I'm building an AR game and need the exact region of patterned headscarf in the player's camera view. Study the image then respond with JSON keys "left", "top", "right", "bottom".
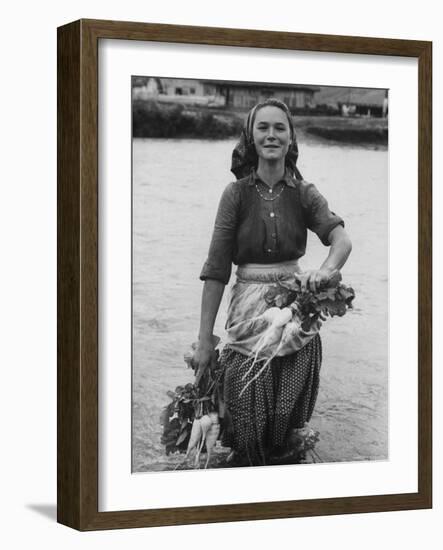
{"left": 231, "top": 98, "right": 303, "bottom": 180}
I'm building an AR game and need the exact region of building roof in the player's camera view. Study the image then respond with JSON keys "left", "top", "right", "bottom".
{"left": 314, "top": 87, "right": 387, "bottom": 106}
{"left": 132, "top": 76, "right": 319, "bottom": 93}
{"left": 200, "top": 79, "right": 319, "bottom": 92}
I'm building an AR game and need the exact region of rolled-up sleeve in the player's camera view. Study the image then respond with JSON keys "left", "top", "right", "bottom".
{"left": 300, "top": 181, "right": 344, "bottom": 245}
{"left": 200, "top": 182, "right": 239, "bottom": 285}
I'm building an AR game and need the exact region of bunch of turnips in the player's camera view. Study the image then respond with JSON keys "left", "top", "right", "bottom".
{"left": 237, "top": 269, "right": 355, "bottom": 395}
{"left": 160, "top": 339, "right": 225, "bottom": 469}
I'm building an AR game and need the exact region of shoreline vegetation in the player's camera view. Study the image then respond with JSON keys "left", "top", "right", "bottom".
{"left": 133, "top": 100, "right": 388, "bottom": 146}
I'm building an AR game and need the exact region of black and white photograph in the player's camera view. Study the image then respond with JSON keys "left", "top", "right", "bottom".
{"left": 131, "top": 76, "right": 389, "bottom": 472}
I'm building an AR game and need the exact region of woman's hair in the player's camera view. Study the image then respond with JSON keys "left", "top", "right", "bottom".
{"left": 231, "top": 98, "right": 302, "bottom": 180}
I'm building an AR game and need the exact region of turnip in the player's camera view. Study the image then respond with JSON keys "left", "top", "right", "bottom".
{"left": 260, "top": 306, "right": 281, "bottom": 322}
{"left": 194, "top": 414, "right": 213, "bottom": 468}
{"left": 273, "top": 319, "right": 301, "bottom": 356}
{"left": 199, "top": 414, "right": 213, "bottom": 436}
{"left": 273, "top": 307, "right": 293, "bottom": 327}
{"left": 204, "top": 422, "right": 220, "bottom": 469}
{"left": 239, "top": 312, "right": 301, "bottom": 397}
{"left": 255, "top": 307, "right": 292, "bottom": 353}
{"left": 173, "top": 417, "right": 203, "bottom": 470}
{"left": 240, "top": 307, "right": 293, "bottom": 383}
{"left": 185, "top": 418, "right": 202, "bottom": 458}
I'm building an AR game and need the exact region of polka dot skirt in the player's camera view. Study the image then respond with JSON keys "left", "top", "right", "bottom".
{"left": 221, "top": 334, "right": 322, "bottom": 465}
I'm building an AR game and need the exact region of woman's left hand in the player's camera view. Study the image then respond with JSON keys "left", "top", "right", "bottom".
{"left": 296, "top": 268, "right": 335, "bottom": 293}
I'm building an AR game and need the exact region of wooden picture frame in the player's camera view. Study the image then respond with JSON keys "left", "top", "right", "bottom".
{"left": 57, "top": 18, "right": 432, "bottom": 530}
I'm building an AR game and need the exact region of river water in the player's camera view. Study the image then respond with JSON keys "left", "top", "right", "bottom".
{"left": 132, "top": 137, "right": 388, "bottom": 472}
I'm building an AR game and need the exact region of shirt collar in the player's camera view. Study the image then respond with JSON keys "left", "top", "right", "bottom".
{"left": 248, "top": 168, "right": 298, "bottom": 188}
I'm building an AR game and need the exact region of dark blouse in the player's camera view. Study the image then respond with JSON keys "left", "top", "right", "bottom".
{"left": 200, "top": 169, "right": 344, "bottom": 285}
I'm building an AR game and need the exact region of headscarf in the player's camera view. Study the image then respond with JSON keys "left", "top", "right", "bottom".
{"left": 230, "top": 98, "right": 303, "bottom": 180}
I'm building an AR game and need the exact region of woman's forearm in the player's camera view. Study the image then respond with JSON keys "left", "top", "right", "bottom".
{"left": 320, "top": 226, "right": 352, "bottom": 273}
{"left": 199, "top": 279, "right": 225, "bottom": 345}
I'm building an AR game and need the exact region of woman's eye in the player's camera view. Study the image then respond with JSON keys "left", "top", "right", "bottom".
{"left": 256, "top": 125, "right": 287, "bottom": 132}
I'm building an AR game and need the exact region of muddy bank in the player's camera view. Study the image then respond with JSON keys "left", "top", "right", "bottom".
{"left": 295, "top": 115, "right": 388, "bottom": 146}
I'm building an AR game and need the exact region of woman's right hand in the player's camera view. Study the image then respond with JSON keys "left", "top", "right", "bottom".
{"left": 194, "top": 341, "right": 217, "bottom": 386}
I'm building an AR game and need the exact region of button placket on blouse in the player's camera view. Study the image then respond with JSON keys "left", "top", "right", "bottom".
{"left": 253, "top": 176, "right": 285, "bottom": 256}
{"left": 264, "top": 196, "right": 279, "bottom": 254}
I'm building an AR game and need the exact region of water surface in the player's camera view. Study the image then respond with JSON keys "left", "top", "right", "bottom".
{"left": 132, "top": 137, "right": 388, "bottom": 471}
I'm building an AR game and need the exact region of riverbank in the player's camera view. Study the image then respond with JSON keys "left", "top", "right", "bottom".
{"left": 132, "top": 100, "right": 244, "bottom": 139}
{"left": 295, "top": 115, "right": 388, "bottom": 146}
{"left": 133, "top": 100, "right": 388, "bottom": 146}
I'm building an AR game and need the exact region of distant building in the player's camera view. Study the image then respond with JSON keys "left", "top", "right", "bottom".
{"left": 160, "top": 78, "right": 205, "bottom": 97}
{"left": 314, "top": 87, "right": 388, "bottom": 118}
{"left": 132, "top": 77, "right": 319, "bottom": 110}
{"left": 132, "top": 77, "right": 164, "bottom": 100}
{"left": 200, "top": 80, "right": 318, "bottom": 110}
{"left": 132, "top": 77, "right": 223, "bottom": 105}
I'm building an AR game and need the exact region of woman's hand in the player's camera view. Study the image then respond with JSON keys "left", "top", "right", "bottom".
{"left": 194, "top": 340, "right": 217, "bottom": 386}
{"left": 296, "top": 268, "right": 335, "bottom": 293}
{"left": 295, "top": 226, "right": 351, "bottom": 293}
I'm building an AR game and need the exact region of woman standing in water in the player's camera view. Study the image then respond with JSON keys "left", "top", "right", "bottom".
{"left": 196, "top": 98, "right": 352, "bottom": 466}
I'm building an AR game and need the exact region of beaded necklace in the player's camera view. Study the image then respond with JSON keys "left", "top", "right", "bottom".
{"left": 254, "top": 181, "right": 285, "bottom": 201}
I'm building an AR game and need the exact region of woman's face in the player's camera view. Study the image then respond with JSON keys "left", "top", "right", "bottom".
{"left": 252, "top": 106, "right": 292, "bottom": 163}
